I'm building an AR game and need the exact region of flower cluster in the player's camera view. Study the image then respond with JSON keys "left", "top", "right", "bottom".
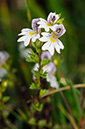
{"left": 17, "top": 12, "right": 66, "bottom": 89}
{"left": 17, "top": 12, "right": 66, "bottom": 56}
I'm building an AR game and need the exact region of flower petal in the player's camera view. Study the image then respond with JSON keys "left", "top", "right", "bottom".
{"left": 39, "top": 37, "right": 48, "bottom": 42}
{"left": 32, "top": 34, "right": 40, "bottom": 42}
{"left": 42, "top": 42, "right": 54, "bottom": 55}
{"left": 52, "top": 24, "right": 66, "bottom": 38}
{"left": 17, "top": 36, "right": 27, "bottom": 42}
{"left": 41, "top": 32, "right": 50, "bottom": 37}
{"left": 46, "top": 74, "right": 59, "bottom": 89}
{"left": 56, "top": 39, "right": 64, "bottom": 49}
{"left": 24, "top": 36, "right": 31, "bottom": 46}
{"left": 54, "top": 39, "right": 64, "bottom": 53}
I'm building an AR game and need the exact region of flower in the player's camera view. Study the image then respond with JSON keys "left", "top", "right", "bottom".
{"left": 46, "top": 74, "right": 59, "bottom": 89}
{"left": 0, "top": 51, "right": 9, "bottom": 67}
{"left": 43, "top": 62, "right": 56, "bottom": 74}
{"left": 39, "top": 24, "right": 66, "bottom": 55}
{"left": 43, "top": 62, "right": 58, "bottom": 89}
{"left": 38, "top": 12, "right": 59, "bottom": 31}
{"left": 41, "top": 51, "right": 51, "bottom": 60}
{"left": 17, "top": 18, "right": 41, "bottom": 46}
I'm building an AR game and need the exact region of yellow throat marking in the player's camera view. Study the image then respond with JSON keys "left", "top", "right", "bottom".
{"left": 46, "top": 23, "right": 51, "bottom": 27}
{"left": 29, "top": 32, "right": 34, "bottom": 36}
{"left": 49, "top": 38, "right": 56, "bottom": 43}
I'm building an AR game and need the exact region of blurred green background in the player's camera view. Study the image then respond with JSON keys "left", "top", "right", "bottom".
{"left": 0, "top": 0, "right": 85, "bottom": 129}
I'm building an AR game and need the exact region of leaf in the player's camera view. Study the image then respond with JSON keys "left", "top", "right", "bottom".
{"left": 40, "top": 71, "right": 47, "bottom": 78}
{"left": 40, "top": 89, "right": 48, "bottom": 97}
{"left": 29, "top": 117, "right": 36, "bottom": 125}
{"left": 26, "top": 49, "right": 39, "bottom": 63}
{"left": 56, "top": 18, "right": 65, "bottom": 24}
{"left": 32, "top": 103, "right": 43, "bottom": 112}
{"left": 38, "top": 120, "right": 46, "bottom": 128}
{"left": 33, "top": 70, "right": 47, "bottom": 79}
{"left": 3, "top": 96, "right": 10, "bottom": 103}
{"left": 30, "top": 83, "right": 37, "bottom": 89}
{"left": 41, "top": 59, "right": 51, "bottom": 67}
{"left": 17, "top": 108, "right": 28, "bottom": 121}
{"left": 58, "top": 13, "right": 62, "bottom": 18}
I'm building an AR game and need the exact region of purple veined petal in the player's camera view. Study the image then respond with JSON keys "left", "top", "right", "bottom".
{"left": 32, "top": 34, "right": 40, "bottom": 42}
{"left": 47, "top": 12, "right": 59, "bottom": 24}
{"left": 42, "top": 42, "right": 54, "bottom": 56}
{"left": 41, "top": 51, "right": 51, "bottom": 60}
{"left": 54, "top": 39, "right": 64, "bottom": 54}
{"left": 56, "top": 39, "right": 64, "bottom": 49}
{"left": 54, "top": 43, "right": 61, "bottom": 54}
{"left": 52, "top": 24, "right": 66, "bottom": 38}
{"left": 46, "top": 74, "right": 59, "bottom": 89}
{"left": 32, "top": 18, "right": 40, "bottom": 32}
{"left": 47, "top": 12, "right": 55, "bottom": 23}
{"left": 37, "top": 18, "right": 46, "bottom": 24}
{"left": 48, "top": 62, "right": 56, "bottom": 73}
{"left": 43, "top": 62, "right": 56, "bottom": 74}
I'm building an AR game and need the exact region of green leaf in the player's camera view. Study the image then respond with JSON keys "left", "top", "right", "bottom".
{"left": 17, "top": 108, "right": 28, "bottom": 121}
{"left": 29, "top": 117, "right": 36, "bottom": 125}
{"left": 32, "top": 103, "right": 43, "bottom": 112}
{"left": 40, "top": 89, "right": 48, "bottom": 97}
{"left": 3, "top": 96, "right": 10, "bottom": 103}
{"left": 56, "top": 18, "right": 65, "bottom": 24}
{"left": 26, "top": 49, "right": 39, "bottom": 63}
{"left": 58, "top": 13, "right": 62, "bottom": 18}
{"left": 41, "top": 59, "right": 51, "bottom": 67}
{"left": 38, "top": 120, "right": 46, "bottom": 128}
{"left": 33, "top": 70, "right": 47, "bottom": 79}
{"left": 30, "top": 83, "right": 37, "bottom": 89}
{"left": 40, "top": 71, "right": 47, "bottom": 78}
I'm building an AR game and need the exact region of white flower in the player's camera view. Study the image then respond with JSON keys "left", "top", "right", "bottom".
{"left": 43, "top": 62, "right": 58, "bottom": 89}
{"left": 43, "top": 62, "right": 56, "bottom": 74}
{"left": 39, "top": 24, "right": 66, "bottom": 55}
{"left": 38, "top": 12, "right": 59, "bottom": 31}
{"left": 0, "top": 51, "right": 9, "bottom": 67}
{"left": 33, "top": 61, "right": 58, "bottom": 89}
{"left": 17, "top": 18, "right": 41, "bottom": 46}
{"left": 46, "top": 74, "right": 59, "bottom": 89}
